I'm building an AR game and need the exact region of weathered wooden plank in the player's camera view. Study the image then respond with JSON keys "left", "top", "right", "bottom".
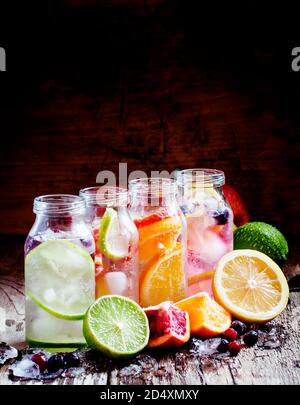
{"left": 0, "top": 236, "right": 299, "bottom": 385}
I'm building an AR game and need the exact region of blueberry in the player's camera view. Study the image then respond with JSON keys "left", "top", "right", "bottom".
{"left": 47, "top": 354, "right": 64, "bottom": 373}
{"left": 230, "top": 320, "right": 247, "bottom": 336}
{"left": 243, "top": 330, "right": 259, "bottom": 347}
{"left": 64, "top": 352, "right": 80, "bottom": 368}
{"left": 213, "top": 208, "right": 229, "bottom": 225}
{"left": 217, "top": 338, "right": 229, "bottom": 353}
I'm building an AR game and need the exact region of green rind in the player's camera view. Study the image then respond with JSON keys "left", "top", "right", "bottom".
{"left": 83, "top": 295, "right": 150, "bottom": 359}
{"left": 27, "top": 293, "right": 86, "bottom": 320}
{"left": 98, "top": 208, "right": 126, "bottom": 260}
{"left": 25, "top": 239, "right": 95, "bottom": 319}
{"left": 234, "top": 222, "right": 288, "bottom": 266}
{"left": 27, "top": 339, "right": 87, "bottom": 349}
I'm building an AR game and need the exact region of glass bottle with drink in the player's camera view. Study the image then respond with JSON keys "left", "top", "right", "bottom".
{"left": 24, "top": 195, "right": 95, "bottom": 348}
{"left": 129, "top": 177, "right": 187, "bottom": 307}
{"left": 177, "top": 169, "right": 233, "bottom": 296}
{"left": 80, "top": 186, "right": 139, "bottom": 302}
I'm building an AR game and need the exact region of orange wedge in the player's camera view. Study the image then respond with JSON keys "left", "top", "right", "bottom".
{"left": 140, "top": 243, "right": 186, "bottom": 307}
{"left": 176, "top": 292, "right": 231, "bottom": 338}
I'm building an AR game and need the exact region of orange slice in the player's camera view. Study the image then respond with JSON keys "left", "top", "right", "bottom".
{"left": 188, "top": 271, "right": 214, "bottom": 286}
{"left": 140, "top": 243, "right": 186, "bottom": 307}
{"left": 138, "top": 216, "right": 182, "bottom": 265}
{"left": 176, "top": 292, "right": 231, "bottom": 338}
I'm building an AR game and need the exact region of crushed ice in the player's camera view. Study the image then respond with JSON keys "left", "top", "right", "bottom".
{"left": 190, "top": 338, "right": 223, "bottom": 356}
{"left": 0, "top": 342, "right": 18, "bottom": 365}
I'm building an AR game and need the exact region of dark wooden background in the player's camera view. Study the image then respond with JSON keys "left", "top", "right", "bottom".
{"left": 0, "top": 0, "right": 299, "bottom": 238}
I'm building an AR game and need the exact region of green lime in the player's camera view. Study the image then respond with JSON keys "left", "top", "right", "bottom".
{"left": 234, "top": 222, "right": 288, "bottom": 266}
{"left": 98, "top": 208, "right": 129, "bottom": 260}
{"left": 83, "top": 295, "right": 149, "bottom": 358}
{"left": 25, "top": 239, "right": 95, "bottom": 320}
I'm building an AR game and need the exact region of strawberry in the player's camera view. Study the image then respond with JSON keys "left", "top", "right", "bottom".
{"left": 222, "top": 184, "right": 250, "bottom": 226}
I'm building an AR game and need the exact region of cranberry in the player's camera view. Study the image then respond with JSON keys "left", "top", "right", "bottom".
{"left": 228, "top": 341, "right": 241, "bottom": 356}
{"left": 230, "top": 320, "right": 247, "bottom": 336}
{"left": 47, "top": 354, "right": 64, "bottom": 373}
{"left": 31, "top": 353, "right": 47, "bottom": 372}
{"left": 223, "top": 328, "right": 238, "bottom": 341}
{"left": 64, "top": 352, "right": 80, "bottom": 368}
{"left": 243, "top": 330, "right": 259, "bottom": 347}
{"left": 217, "top": 339, "right": 229, "bottom": 353}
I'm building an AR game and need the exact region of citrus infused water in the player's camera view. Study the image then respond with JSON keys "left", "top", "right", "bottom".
{"left": 80, "top": 187, "right": 139, "bottom": 302}
{"left": 129, "top": 178, "right": 187, "bottom": 307}
{"left": 24, "top": 195, "right": 95, "bottom": 348}
{"left": 177, "top": 169, "right": 233, "bottom": 297}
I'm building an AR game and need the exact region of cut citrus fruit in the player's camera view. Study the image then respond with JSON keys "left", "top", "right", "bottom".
{"left": 25, "top": 240, "right": 95, "bottom": 320}
{"left": 176, "top": 292, "right": 231, "bottom": 337}
{"left": 138, "top": 217, "right": 182, "bottom": 243}
{"left": 212, "top": 249, "right": 289, "bottom": 323}
{"left": 188, "top": 271, "right": 214, "bottom": 286}
{"left": 140, "top": 243, "right": 186, "bottom": 307}
{"left": 83, "top": 295, "right": 149, "bottom": 358}
{"left": 144, "top": 301, "right": 190, "bottom": 348}
{"left": 138, "top": 216, "right": 181, "bottom": 264}
{"left": 98, "top": 208, "right": 129, "bottom": 260}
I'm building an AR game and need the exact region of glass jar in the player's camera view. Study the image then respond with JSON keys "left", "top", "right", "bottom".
{"left": 79, "top": 186, "right": 139, "bottom": 302}
{"left": 24, "top": 195, "right": 96, "bottom": 348}
{"left": 177, "top": 169, "right": 233, "bottom": 297}
{"left": 129, "top": 177, "right": 187, "bottom": 307}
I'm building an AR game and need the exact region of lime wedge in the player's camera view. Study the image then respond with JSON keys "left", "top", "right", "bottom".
{"left": 98, "top": 208, "right": 129, "bottom": 260}
{"left": 25, "top": 240, "right": 95, "bottom": 320}
{"left": 83, "top": 295, "right": 149, "bottom": 358}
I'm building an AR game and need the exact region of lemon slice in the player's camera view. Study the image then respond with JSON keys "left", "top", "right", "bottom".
{"left": 213, "top": 249, "right": 289, "bottom": 323}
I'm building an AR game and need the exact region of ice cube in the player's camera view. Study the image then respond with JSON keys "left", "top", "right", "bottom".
{"left": 44, "top": 288, "right": 56, "bottom": 303}
{"left": 191, "top": 338, "right": 222, "bottom": 355}
{"left": 200, "top": 232, "right": 228, "bottom": 263}
{"left": 104, "top": 272, "right": 128, "bottom": 295}
{"left": 0, "top": 342, "right": 18, "bottom": 365}
{"left": 10, "top": 358, "right": 40, "bottom": 379}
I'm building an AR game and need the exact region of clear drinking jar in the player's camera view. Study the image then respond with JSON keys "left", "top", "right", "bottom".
{"left": 177, "top": 169, "right": 233, "bottom": 297}
{"left": 79, "top": 186, "right": 139, "bottom": 302}
{"left": 24, "top": 195, "right": 96, "bottom": 348}
{"left": 129, "top": 178, "right": 187, "bottom": 307}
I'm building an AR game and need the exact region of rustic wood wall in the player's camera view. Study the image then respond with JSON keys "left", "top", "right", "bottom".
{"left": 0, "top": 0, "right": 299, "bottom": 237}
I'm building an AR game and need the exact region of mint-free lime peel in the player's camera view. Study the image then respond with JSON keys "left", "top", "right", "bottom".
{"left": 83, "top": 295, "right": 150, "bottom": 358}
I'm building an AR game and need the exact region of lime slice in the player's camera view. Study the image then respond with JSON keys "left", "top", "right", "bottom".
{"left": 83, "top": 295, "right": 150, "bottom": 358}
{"left": 25, "top": 240, "right": 95, "bottom": 320}
{"left": 98, "top": 208, "right": 129, "bottom": 260}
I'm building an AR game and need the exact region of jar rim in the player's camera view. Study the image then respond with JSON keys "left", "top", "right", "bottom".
{"left": 33, "top": 194, "right": 85, "bottom": 215}
{"left": 79, "top": 186, "right": 128, "bottom": 206}
{"left": 129, "top": 177, "right": 178, "bottom": 196}
{"left": 176, "top": 168, "right": 225, "bottom": 187}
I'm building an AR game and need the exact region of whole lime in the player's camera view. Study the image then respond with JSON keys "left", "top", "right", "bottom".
{"left": 234, "top": 222, "right": 288, "bottom": 266}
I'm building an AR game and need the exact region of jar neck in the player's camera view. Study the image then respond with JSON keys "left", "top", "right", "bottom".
{"left": 129, "top": 178, "right": 178, "bottom": 208}
{"left": 177, "top": 168, "right": 224, "bottom": 190}
{"left": 33, "top": 195, "right": 85, "bottom": 218}
{"left": 79, "top": 186, "right": 129, "bottom": 208}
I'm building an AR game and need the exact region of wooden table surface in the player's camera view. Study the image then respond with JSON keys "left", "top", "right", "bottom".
{"left": 0, "top": 235, "right": 299, "bottom": 385}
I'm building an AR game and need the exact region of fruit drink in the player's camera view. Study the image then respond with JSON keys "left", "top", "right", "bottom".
{"left": 24, "top": 195, "right": 95, "bottom": 348}
{"left": 80, "top": 186, "right": 139, "bottom": 302}
{"left": 129, "top": 178, "right": 187, "bottom": 307}
{"left": 177, "top": 169, "right": 233, "bottom": 297}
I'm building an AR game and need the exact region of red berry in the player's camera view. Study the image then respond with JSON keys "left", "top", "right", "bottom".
{"left": 31, "top": 353, "right": 47, "bottom": 372}
{"left": 224, "top": 328, "right": 238, "bottom": 341}
{"left": 228, "top": 341, "right": 241, "bottom": 356}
